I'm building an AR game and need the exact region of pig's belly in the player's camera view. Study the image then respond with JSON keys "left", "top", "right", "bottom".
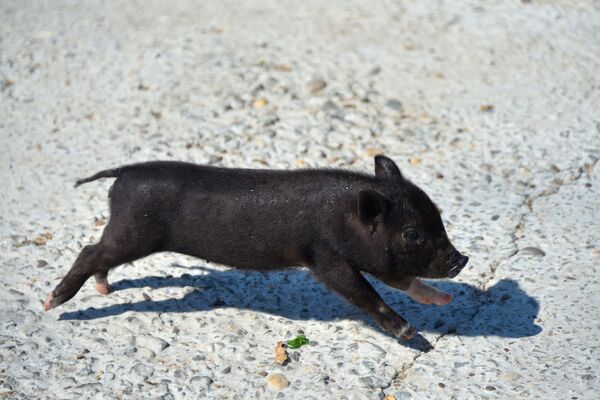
{"left": 173, "top": 244, "right": 303, "bottom": 271}
{"left": 162, "top": 189, "right": 312, "bottom": 269}
{"left": 165, "top": 216, "right": 306, "bottom": 270}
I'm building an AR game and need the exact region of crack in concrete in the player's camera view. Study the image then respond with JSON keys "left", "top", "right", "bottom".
{"left": 380, "top": 159, "right": 598, "bottom": 395}
{"left": 524, "top": 159, "right": 597, "bottom": 213}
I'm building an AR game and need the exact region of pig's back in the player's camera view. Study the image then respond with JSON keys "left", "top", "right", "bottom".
{"left": 110, "top": 161, "right": 374, "bottom": 269}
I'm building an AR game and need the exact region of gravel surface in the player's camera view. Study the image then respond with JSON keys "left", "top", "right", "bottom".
{"left": 1, "top": 1, "right": 599, "bottom": 399}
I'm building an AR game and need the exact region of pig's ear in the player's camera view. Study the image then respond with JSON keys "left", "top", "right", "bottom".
{"left": 374, "top": 155, "right": 403, "bottom": 180}
{"left": 358, "top": 189, "right": 391, "bottom": 225}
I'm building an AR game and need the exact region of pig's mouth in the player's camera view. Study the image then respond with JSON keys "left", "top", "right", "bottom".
{"left": 423, "top": 250, "right": 469, "bottom": 279}
{"left": 445, "top": 250, "right": 469, "bottom": 278}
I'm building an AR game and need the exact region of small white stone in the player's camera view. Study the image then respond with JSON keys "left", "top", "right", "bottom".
{"left": 135, "top": 335, "right": 170, "bottom": 353}
{"left": 267, "top": 373, "right": 289, "bottom": 390}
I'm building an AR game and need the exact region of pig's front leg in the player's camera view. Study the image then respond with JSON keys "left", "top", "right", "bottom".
{"left": 314, "top": 262, "right": 416, "bottom": 340}
{"left": 405, "top": 278, "right": 452, "bottom": 306}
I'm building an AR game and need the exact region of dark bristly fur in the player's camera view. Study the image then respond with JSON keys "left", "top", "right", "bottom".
{"left": 46, "top": 155, "right": 468, "bottom": 340}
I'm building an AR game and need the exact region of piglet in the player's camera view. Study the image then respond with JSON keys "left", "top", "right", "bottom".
{"left": 45, "top": 155, "right": 468, "bottom": 339}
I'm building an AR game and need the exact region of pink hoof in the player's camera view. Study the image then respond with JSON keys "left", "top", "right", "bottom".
{"left": 44, "top": 294, "right": 53, "bottom": 311}
{"left": 436, "top": 293, "right": 452, "bottom": 306}
{"left": 95, "top": 281, "right": 111, "bottom": 295}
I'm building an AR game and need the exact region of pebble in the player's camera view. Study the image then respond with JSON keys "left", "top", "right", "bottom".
{"left": 385, "top": 99, "right": 402, "bottom": 111}
{"left": 369, "top": 66, "right": 381, "bottom": 75}
{"left": 519, "top": 247, "right": 546, "bottom": 257}
{"left": 221, "top": 366, "right": 232, "bottom": 374}
{"left": 306, "top": 79, "right": 327, "bottom": 94}
{"left": 267, "top": 373, "right": 290, "bottom": 390}
{"left": 136, "top": 348, "right": 156, "bottom": 359}
{"left": 322, "top": 100, "right": 343, "bottom": 117}
{"left": 252, "top": 97, "right": 268, "bottom": 108}
{"left": 129, "top": 363, "right": 154, "bottom": 380}
{"left": 189, "top": 376, "right": 212, "bottom": 390}
{"left": 501, "top": 372, "right": 520, "bottom": 382}
{"left": 135, "top": 336, "right": 170, "bottom": 353}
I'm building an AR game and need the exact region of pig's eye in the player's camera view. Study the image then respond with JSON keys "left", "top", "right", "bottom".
{"left": 402, "top": 229, "right": 420, "bottom": 244}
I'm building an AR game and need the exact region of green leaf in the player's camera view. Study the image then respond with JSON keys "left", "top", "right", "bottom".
{"left": 286, "top": 335, "right": 309, "bottom": 349}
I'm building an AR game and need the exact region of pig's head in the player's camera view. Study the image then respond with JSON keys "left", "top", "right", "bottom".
{"left": 356, "top": 155, "right": 468, "bottom": 279}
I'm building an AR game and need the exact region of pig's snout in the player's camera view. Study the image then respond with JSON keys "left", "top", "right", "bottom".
{"left": 446, "top": 250, "right": 469, "bottom": 278}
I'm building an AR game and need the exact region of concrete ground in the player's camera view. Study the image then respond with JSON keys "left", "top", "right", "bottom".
{"left": 1, "top": 0, "right": 599, "bottom": 398}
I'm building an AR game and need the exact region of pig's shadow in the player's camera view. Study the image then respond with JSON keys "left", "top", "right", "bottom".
{"left": 59, "top": 265, "right": 542, "bottom": 347}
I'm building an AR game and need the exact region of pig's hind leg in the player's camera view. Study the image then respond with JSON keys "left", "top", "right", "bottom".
{"left": 45, "top": 219, "right": 158, "bottom": 311}
{"left": 45, "top": 242, "right": 112, "bottom": 310}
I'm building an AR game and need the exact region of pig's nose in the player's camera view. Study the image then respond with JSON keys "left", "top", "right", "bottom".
{"left": 446, "top": 251, "right": 469, "bottom": 278}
